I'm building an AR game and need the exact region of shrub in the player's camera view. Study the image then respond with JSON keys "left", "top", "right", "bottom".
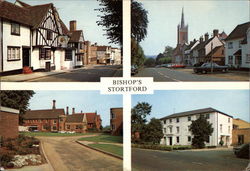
{"left": 0, "top": 153, "right": 13, "bottom": 167}
{"left": 207, "top": 146, "right": 217, "bottom": 148}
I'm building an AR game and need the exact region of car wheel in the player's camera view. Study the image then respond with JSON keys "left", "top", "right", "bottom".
{"left": 202, "top": 70, "right": 207, "bottom": 74}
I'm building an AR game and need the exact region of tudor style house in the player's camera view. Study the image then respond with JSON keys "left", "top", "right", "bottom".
{"left": 225, "top": 22, "right": 250, "bottom": 69}
{"left": 22, "top": 100, "right": 101, "bottom": 133}
{"left": 110, "top": 108, "right": 123, "bottom": 136}
{"left": 160, "top": 108, "right": 233, "bottom": 147}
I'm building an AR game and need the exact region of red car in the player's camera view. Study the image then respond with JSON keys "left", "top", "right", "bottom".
{"left": 171, "top": 64, "right": 186, "bottom": 68}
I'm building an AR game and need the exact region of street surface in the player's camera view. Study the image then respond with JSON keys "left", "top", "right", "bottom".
{"left": 134, "top": 67, "right": 249, "bottom": 82}
{"left": 38, "top": 135, "right": 123, "bottom": 171}
{"left": 132, "top": 148, "right": 249, "bottom": 171}
{"left": 29, "top": 65, "right": 122, "bottom": 82}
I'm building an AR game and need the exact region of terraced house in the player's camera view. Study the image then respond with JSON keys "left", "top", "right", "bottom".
{"left": 0, "top": 0, "right": 85, "bottom": 74}
{"left": 160, "top": 108, "right": 233, "bottom": 147}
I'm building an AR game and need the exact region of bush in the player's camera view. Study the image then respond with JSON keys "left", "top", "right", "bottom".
{"left": 132, "top": 144, "right": 192, "bottom": 151}
{"left": 207, "top": 146, "right": 216, "bottom": 149}
{"left": 0, "top": 153, "right": 13, "bottom": 168}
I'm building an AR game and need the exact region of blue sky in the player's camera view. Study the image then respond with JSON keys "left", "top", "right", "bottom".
{"left": 28, "top": 91, "right": 122, "bottom": 127}
{"left": 7, "top": 0, "right": 119, "bottom": 48}
{"left": 138, "top": 0, "right": 250, "bottom": 56}
{"left": 132, "top": 90, "right": 250, "bottom": 122}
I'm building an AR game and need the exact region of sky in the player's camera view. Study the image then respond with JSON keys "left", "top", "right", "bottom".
{"left": 138, "top": 0, "right": 250, "bottom": 56}
{"left": 132, "top": 90, "right": 250, "bottom": 122}
{"left": 7, "top": 0, "right": 120, "bottom": 48}
{"left": 28, "top": 91, "right": 122, "bottom": 127}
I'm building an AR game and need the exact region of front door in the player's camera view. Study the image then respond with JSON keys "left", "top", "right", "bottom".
{"left": 22, "top": 48, "right": 30, "bottom": 67}
{"left": 238, "top": 135, "right": 244, "bottom": 145}
{"left": 169, "top": 137, "right": 172, "bottom": 146}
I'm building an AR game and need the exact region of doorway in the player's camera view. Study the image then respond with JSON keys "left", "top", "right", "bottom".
{"left": 22, "top": 48, "right": 30, "bottom": 67}
{"left": 169, "top": 137, "right": 172, "bottom": 146}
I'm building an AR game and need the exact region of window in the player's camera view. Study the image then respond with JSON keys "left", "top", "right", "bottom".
{"left": 47, "top": 30, "right": 53, "bottom": 40}
{"left": 188, "top": 126, "right": 190, "bottom": 131}
{"left": 67, "top": 125, "right": 70, "bottom": 129}
{"left": 163, "top": 128, "right": 166, "bottom": 134}
{"left": 112, "top": 124, "right": 116, "bottom": 130}
{"left": 239, "top": 41, "right": 242, "bottom": 48}
{"left": 228, "top": 118, "right": 230, "bottom": 123}
{"left": 163, "top": 120, "right": 166, "bottom": 124}
{"left": 7, "top": 47, "right": 20, "bottom": 61}
{"left": 228, "top": 56, "right": 233, "bottom": 64}
{"left": 65, "top": 50, "right": 72, "bottom": 61}
{"left": 111, "top": 112, "right": 115, "bottom": 119}
{"left": 228, "top": 126, "right": 230, "bottom": 133}
{"left": 169, "top": 127, "right": 172, "bottom": 133}
{"left": 176, "top": 127, "right": 179, "bottom": 133}
{"left": 188, "top": 116, "right": 191, "bottom": 121}
{"left": 60, "top": 118, "right": 64, "bottom": 122}
{"left": 246, "top": 54, "right": 250, "bottom": 63}
{"left": 76, "top": 125, "right": 79, "bottom": 129}
{"left": 53, "top": 126, "right": 57, "bottom": 130}
{"left": 188, "top": 136, "right": 191, "bottom": 142}
{"left": 228, "top": 42, "right": 233, "bottom": 49}
{"left": 77, "top": 55, "right": 82, "bottom": 61}
{"left": 39, "top": 48, "right": 51, "bottom": 60}
{"left": 176, "top": 137, "right": 179, "bottom": 143}
{"left": 220, "top": 124, "right": 223, "bottom": 133}
{"left": 206, "top": 114, "right": 210, "bottom": 119}
{"left": 221, "top": 50, "right": 224, "bottom": 55}
{"left": 176, "top": 118, "right": 179, "bottom": 123}
{"left": 11, "top": 23, "right": 20, "bottom": 35}
{"left": 53, "top": 120, "right": 57, "bottom": 124}
{"left": 169, "top": 119, "right": 172, "bottom": 123}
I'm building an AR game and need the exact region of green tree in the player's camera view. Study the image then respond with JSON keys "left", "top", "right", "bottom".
{"left": 163, "top": 46, "right": 174, "bottom": 58}
{"left": 131, "top": 102, "right": 152, "bottom": 142}
{"left": 189, "top": 116, "right": 214, "bottom": 148}
{"left": 0, "top": 91, "right": 35, "bottom": 124}
{"left": 144, "top": 57, "right": 156, "bottom": 67}
{"left": 159, "top": 57, "right": 171, "bottom": 64}
{"left": 141, "top": 118, "right": 163, "bottom": 144}
{"left": 131, "top": 38, "right": 146, "bottom": 67}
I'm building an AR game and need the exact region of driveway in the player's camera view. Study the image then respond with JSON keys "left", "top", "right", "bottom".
{"left": 38, "top": 135, "right": 123, "bottom": 171}
{"left": 132, "top": 148, "right": 249, "bottom": 171}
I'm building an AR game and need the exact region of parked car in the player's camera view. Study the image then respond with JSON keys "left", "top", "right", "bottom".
{"left": 172, "top": 64, "right": 186, "bottom": 68}
{"left": 233, "top": 143, "right": 250, "bottom": 159}
{"left": 193, "top": 62, "right": 228, "bottom": 74}
{"left": 193, "top": 62, "right": 204, "bottom": 67}
{"left": 131, "top": 65, "right": 138, "bottom": 75}
{"left": 160, "top": 64, "right": 169, "bottom": 68}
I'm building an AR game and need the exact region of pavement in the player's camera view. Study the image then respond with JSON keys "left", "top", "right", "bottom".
{"left": 37, "top": 135, "right": 123, "bottom": 171}
{"left": 132, "top": 147, "right": 249, "bottom": 171}
{"left": 135, "top": 67, "right": 249, "bottom": 82}
{"left": 0, "top": 65, "right": 122, "bottom": 82}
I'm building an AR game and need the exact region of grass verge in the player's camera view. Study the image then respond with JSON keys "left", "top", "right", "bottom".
{"left": 78, "top": 134, "right": 123, "bottom": 143}
{"left": 88, "top": 144, "right": 123, "bottom": 157}
{"left": 20, "top": 132, "right": 93, "bottom": 137}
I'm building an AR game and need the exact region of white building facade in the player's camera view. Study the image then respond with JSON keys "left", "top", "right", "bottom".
{"left": 160, "top": 108, "right": 233, "bottom": 146}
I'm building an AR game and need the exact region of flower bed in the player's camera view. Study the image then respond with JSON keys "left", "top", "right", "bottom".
{"left": 132, "top": 144, "right": 192, "bottom": 151}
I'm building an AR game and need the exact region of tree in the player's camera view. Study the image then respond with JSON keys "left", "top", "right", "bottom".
{"left": 0, "top": 91, "right": 35, "bottom": 124}
{"left": 131, "top": 38, "right": 146, "bottom": 67}
{"left": 131, "top": 102, "right": 152, "bottom": 142}
{"left": 189, "top": 116, "right": 214, "bottom": 148}
{"left": 144, "top": 57, "right": 156, "bottom": 67}
{"left": 141, "top": 118, "right": 163, "bottom": 144}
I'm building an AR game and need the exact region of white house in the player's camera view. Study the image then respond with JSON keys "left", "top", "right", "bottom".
{"left": 225, "top": 22, "right": 250, "bottom": 68}
{"left": 160, "top": 108, "right": 233, "bottom": 147}
{"left": 241, "top": 27, "right": 250, "bottom": 68}
{"left": 111, "top": 48, "right": 122, "bottom": 65}
{"left": 184, "top": 39, "right": 199, "bottom": 66}
{"left": 96, "top": 46, "right": 111, "bottom": 64}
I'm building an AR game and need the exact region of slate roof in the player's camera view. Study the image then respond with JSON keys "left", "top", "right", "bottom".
{"left": 23, "top": 109, "right": 65, "bottom": 119}
{"left": 66, "top": 114, "right": 84, "bottom": 123}
{"left": 193, "top": 37, "right": 213, "bottom": 51}
{"left": 225, "top": 22, "right": 250, "bottom": 41}
{"left": 160, "top": 107, "right": 233, "bottom": 120}
{"left": 68, "top": 30, "right": 82, "bottom": 43}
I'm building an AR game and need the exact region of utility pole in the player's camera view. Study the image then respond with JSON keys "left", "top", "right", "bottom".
{"left": 211, "top": 42, "right": 214, "bottom": 73}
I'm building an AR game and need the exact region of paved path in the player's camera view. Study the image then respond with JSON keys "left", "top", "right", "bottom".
{"left": 135, "top": 67, "right": 249, "bottom": 82}
{"left": 38, "top": 135, "right": 123, "bottom": 171}
{"left": 132, "top": 148, "right": 249, "bottom": 171}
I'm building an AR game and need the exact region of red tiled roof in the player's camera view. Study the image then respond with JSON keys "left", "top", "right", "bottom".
{"left": 85, "top": 113, "right": 97, "bottom": 124}
{"left": 23, "top": 109, "right": 65, "bottom": 119}
{"left": 66, "top": 114, "right": 84, "bottom": 123}
{"left": 225, "top": 22, "right": 250, "bottom": 41}
{"left": 68, "top": 30, "right": 82, "bottom": 43}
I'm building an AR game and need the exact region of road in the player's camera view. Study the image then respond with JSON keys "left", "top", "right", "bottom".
{"left": 134, "top": 67, "right": 249, "bottom": 82}
{"left": 29, "top": 65, "right": 122, "bottom": 82}
{"left": 132, "top": 148, "right": 249, "bottom": 171}
{"left": 38, "top": 135, "right": 123, "bottom": 171}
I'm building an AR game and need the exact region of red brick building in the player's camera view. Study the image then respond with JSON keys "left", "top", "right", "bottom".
{"left": 85, "top": 113, "right": 102, "bottom": 131}
{"left": 110, "top": 108, "right": 123, "bottom": 136}
{"left": 0, "top": 106, "right": 19, "bottom": 139}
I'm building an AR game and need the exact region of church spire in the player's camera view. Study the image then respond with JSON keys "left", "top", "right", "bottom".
{"left": 181, "top": 7, "right": 185, "bottom": 28}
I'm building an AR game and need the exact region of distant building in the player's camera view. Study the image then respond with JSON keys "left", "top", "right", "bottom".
{"left": 184, "top": 39, "right": 199, "bottom": 65}
{"left": 225, "top": 22, "right": 250, "bottom": 68}
{"left": 85, "top": 113, "right": 102, "bottom": 131}
{"left": 110, "top": 108, "right": 123, "bottom": 136}
{"left": 0, "top": 106, "right": 19, "bottom": 139}
{"left": 160, "top": 108, "right": 233, "bottom": 146}
{"left": 232, "top": 118, "right": 250, "bottom": 145}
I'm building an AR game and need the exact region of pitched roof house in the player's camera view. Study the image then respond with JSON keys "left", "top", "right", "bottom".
{"left": 85, "top": 113, "right": 102, "bottom": 131}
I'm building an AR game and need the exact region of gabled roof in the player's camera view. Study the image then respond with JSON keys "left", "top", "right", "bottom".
{"left": 205, "top": 45, "right": 223, "bottom": 57}
{"left": 23, "top": 109, "right": 65, "bottom": 119}
{"left": 225, "top": 22, "right": 250, "bottom": 41}
{"left": 160, "top": 107, "right": 233, "bottom": 120}
{"left": 15, "top": 0, "right": 31, "bottom": 8}
{"left": 85, "top": 113, "right": 97, "bottom": 124}
{"left": 66, "top": 114, "right": 84, "bottom": 123}
{"left": 68, "top": 30, "right": 83, "bottom": 43}
{"left": 186, "top": 40, "right": 198, "bottom": 51}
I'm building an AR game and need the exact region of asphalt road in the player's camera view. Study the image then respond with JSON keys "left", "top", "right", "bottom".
{"left": 29, "top": 65, "right": 122, "bottom": 82}
{"left": 38, "top": 136, "right": 123, "bottom": 171}
{"left": 132, "top": 148, "right": 249, "bottom": 171}
{"left": 134, "top": 67, "right": 247, "bottom": 82}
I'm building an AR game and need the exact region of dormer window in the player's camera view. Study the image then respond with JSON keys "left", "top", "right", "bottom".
{"left": 11, "top": 22, "right": 20, "bottom": 35}
{"left": 47, "top": 30, "right": 53, "bottom": 40}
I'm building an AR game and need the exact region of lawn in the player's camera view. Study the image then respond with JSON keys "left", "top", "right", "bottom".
{"left": 20, "top": 132, "right": 93, "bottom": 137}
{"left": 89, "top": 144, "right": 123, "bottom": 158}
{"left": 78, "top": 134, "right": 123, "bottom": 143}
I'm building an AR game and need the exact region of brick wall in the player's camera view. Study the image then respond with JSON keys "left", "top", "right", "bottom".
{"left": 65, "top": 123, "right": 86, "bottom": 133}
{"left": 232, "top": 128, "right": 250, "bottom": 145}
{"left": 110, "top": 108, "right": 123, "bottom": 136}
{"left": 23, "top": 118, "right": 60, "bottom": 132}
{"left": 0, "top": 111, "right": 19, "bottom": 139}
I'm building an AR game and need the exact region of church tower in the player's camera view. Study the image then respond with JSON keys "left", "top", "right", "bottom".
{"left": 177, "top": 8, "right": 188, "bottom": 45}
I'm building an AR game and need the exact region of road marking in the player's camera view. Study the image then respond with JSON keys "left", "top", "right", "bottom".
{"left": 192, "top": 162, "right": 203, "bottom": 165}
{"left": 154, "top": 69, "right": 182, "bottom": 82}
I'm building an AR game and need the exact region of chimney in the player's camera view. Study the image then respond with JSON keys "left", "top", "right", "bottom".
{"left": 213, "top": 29, "right": 219, "bottom": 37}
{"left": 70, "top": 20, "right": 77, "bottom": 31}
{"left": 205, "top": 33, "right": 209, "bottom": 41}
{"left": 66, "top": 106, "right": 69, "bottom": 115}
{"left": 72, "top": 108, "right": 75, "bottom": 114}
{"left": 52, "top": 100, "right": 56, "bottom": 109}
{"left": 81, "top": 110, "right": 83, "bottom": 113}
{"left": 199, "top": 36, "right": 204, "bottom": 43}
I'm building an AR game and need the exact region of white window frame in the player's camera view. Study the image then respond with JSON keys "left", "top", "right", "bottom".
{"left": 7, "top": 47, "right": 21, "bottom": 61}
